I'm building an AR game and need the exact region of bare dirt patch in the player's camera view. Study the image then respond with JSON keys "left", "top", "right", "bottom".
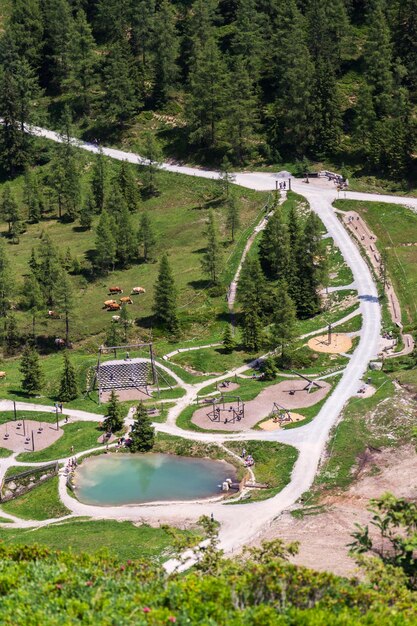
{"left": 308, "top": 333, "right": 352, "bottom": 354}
{"left": 250, "top": 444, "right": 417, "bottom": 578}
{"left": 0, "top": 421, "right": 63, "bottom": 453}
{"left": 99, "top": 388, "right": 153, "bottom": 403}
{"left": 192, "top": 380, "right": 330, "bottom": 432}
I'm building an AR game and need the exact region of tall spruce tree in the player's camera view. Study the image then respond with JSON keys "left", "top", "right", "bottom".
{"left": 64, "top": 9, "right": 97, "bottom": 116}
{"left": 79, "top": 192, "right": 94, "bottom": 230}
{"left": 5, "top": 314, "right": 20, "bottom": 355}
{"left": 1, "top": 185, "right": 20, "bottom": 237}
{"left": 91, "top": 148, "right": 107, "bottom": 213}
{"left": 271, "top": 280, "right": 297, "bottom": 355}
{"left": 21, "top": 273, "right": 44, "bottom": 338}
{"left": 153, "top": 0, "right": 179, "bottom": 104}
{"left": 117, "top": 161, "right": 140, "bottom": 212}
{"left": 137, "top": 212, "right": 156, "bottom": 262}
{"left": 116, "top": 206, "right": 136, "bottom": 267}
{"left": 296, "top": 212, "right": 326, "bottom": 318}
{"left": 9, "top": 0, "right": 43, "bottom": 69}
{"left": 103, "top": 389, "right": 123, "bottom": 433}
{"left": 95, "top": 210, "right": 117, "bottom": 273}
{"left": 23, "top": 168, "right": 44, "bottom": 223}
{"left": 37, "top": 235, "right": 61, "bottom": 305}
{"left": 242, "top": 307, "right": 262, "bottom": 352}
{"left": 364, "top": 0, "right": 394, "bottom": 116}
{"left": 187, "top": 36, "right": 228, "bottom": 149}
{"left": 20, "top": 343, "right": 43, "bottom": 395}
{"left": 153, "top": 254, "right": 179, "bottom": 334}
{"left": 226, "top": 196, "right": 240, "bottom": 242}
{"left": 259, "top": 211, "right": 291, "bottom": 281}
{"left": 201, "top": 211, "right": 222, "bottom": 285}
{"left": 54, "top": 270, "right": 74, "bottom": 346}
{"left": 58, "top": 352, "right": 78, "bottom": 402}
{"left": 129, "top": 401, "right": 155, "bottom": 452}
{"left": 101, "top": 41, "right": 139, "bottom": 127}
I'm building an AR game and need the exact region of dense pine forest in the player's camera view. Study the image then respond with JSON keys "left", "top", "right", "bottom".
{"left": 1, "top": 0, "right": 417, "bottom": 183}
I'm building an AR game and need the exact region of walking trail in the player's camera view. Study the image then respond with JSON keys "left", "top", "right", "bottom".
{"left": 1, "top": 125, "right": 414, "bottom": 564}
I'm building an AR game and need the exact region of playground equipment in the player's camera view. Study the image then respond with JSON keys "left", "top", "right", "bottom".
{"left": 207, "top": 395, "right": 245, "bottom": 424}
{"left": 290, "top": 370, "right": 324, "bottom": 393}
{"left": 271, "top": 403, "right": 293, "bottom": 425}
{"left": 88, "top": 343, "right": 161, "bottom": 404}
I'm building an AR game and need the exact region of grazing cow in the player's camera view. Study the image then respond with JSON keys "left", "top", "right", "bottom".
{"left": 55, "top": 337, "right": 66, "bottom": 348}
{"left": 104, "top": 299, "right": 117, "bottom": 307}
{"left": 108, "top": 303, "right": 121, "bottom": 311}
{"left": 131, "top": 286, "right": 146, "bottom": 295}
{"left": 120, "top": 296, "right": 133, "bottom": 304}
{"left": 109, "top": 286, "right": 123, "bottom": 294}
{"left": 0, "top": 371, "right": 6, "bottom": 379}
{"left": 48, "top": 310, "right": 60, "bottom": 319}
{"left": 111, "top": 315, "right": 120, "bottom": 322}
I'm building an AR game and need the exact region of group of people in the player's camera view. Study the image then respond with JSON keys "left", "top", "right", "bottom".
{"left": 64, "top": 457, "right": 78, "bottom": 475}
{"left": 241, "top": 448, "right": 255, "bottom": 467}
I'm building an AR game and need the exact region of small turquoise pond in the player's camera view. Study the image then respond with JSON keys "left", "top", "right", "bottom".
{"left": 74, "top": 453, "right": 237, "bottom": 505}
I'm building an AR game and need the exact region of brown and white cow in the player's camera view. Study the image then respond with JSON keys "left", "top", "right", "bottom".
{"left": 104, "top": 299, "right": 117, "bottom": 308}
{"left": 131, "top": 286, "right": 146, "bottom": 295}
{"left": 48, "top": 310, "right": 61, "bottom": 319}
{"left": 109, "top": 286, "right": 123, "bottom": 294}
{"left": 120, "top": 296, "right": 133, "bottom": 304}
{"left": 107, "top": 303, "right": 121, "bottom": 311}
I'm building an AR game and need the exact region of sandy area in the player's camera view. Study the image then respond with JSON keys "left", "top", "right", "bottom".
{"left": 249, "top": 444, "right": 417, "bottom": 577}
{"left": 355, "top": 384, "right": 376, "bottom": 399}
{"left": 217, "top": 382, "right": 240, "bottom": 392}
{"left": 0, "top": 420, "right": 63, "bottom": 452}
{"left": 99, "top": 388, "right": 153, "bottom": 403}
{"left": 259, "top": 413, "right": 304, "bottom": 431}
{"left": 308, "top": 333, "right": 352, "bottom": 354}
{"left": 192, "top": 380, "right": 330, "bottom": 432}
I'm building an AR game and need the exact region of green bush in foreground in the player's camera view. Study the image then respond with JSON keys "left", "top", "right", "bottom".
{"left": 0, "top": 539, "right": 417, "bottom": 625}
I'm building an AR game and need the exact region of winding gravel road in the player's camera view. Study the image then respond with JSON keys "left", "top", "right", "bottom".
{"left": 6, "top": 124, "right": 412, "bottom": 558}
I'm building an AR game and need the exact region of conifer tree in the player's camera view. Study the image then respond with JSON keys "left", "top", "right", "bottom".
{"left": 117, "top": 161, "right": 140, "bottom": 212}
{"left": 187, "top": 36, "right": 228, "bottom": 148}
{"left": 365, "top": 0, "right": 394, "bottom": 116}
{"left": 226, "top": 196, "right": 240, "bottom": 242}
{"left": 21, "top": 273, "right": 44, "bottom": 338}
{"left": 142, "top": 133, "right": 162, "bottom": 197}
{"left": 41, "top": 0, "right": 72, "bottom": 92}
{"left": 49, "top": 143, "right": 81, "bottom": 221}
{"left": 103, "top": 390, "right": 123, "bottom": 433}
{"left": 105, "top": 183, "right": 127, "bottom": 217}
{"left": 259, "top": 211, "right": 291, "bottom": 281}
{"left": 36, "top": 235, "right": 61, "bottom": 305}
{"left": 129, "top": 401, "right": 155, "bottom": 452}
{"left": 119, "top": 304, "right": 131, "bottom": 342}
{"left": 218, "top": 157, "right": 235, "bottom": 199}
{"left": 54, "top": 270, "right": 74, "bottom": 346}
{"left": 354, "top": 83, "right": 377, "bottom": 152}
{"left": 23, "top": 168, "right": 44, "bottom": 223}
{"left": 95, "top": 210, "right": 117, "bottom": 273}
{"left": 296, "top": 212, "right": 326, "bottom": 318}
{"left": 153, "top": 254, "right": 179, "bottom": 334}
{"left": 131, "top": 0, "right": 156, "bottom": 72}
{"left": 137, "top": 212, "right": 156, "bottom": 262}
{"left": 271, "top": 281, "right": 297, "bottom": 356}
{"left": 101, "top": 41, "right": 139, "bottom": 127}
{"left": 5, "top": 314, "right": 20, "bottom": 355}
{"left": 64, "top": 9, "right": 97, "bottom": 116}
{"left": 222, "top": 325, "right": 235, "bottom": 353}
{"left": 9, "top": 0, "right": 44, "bottom": 69}
{"left": 116, "top": 206, "right": 136, "bottom": 267}
{"left": 153, "top": 0, "right": 179, "bottom": 104}
{"left": 242, "top": 307, "right": 262, "bottom": 352}
{"left": 20, "top": 343, "right": 43, "bottom": 395}
{"left": 105, "top": 319, "right": 121, "bottom": 347}
{"left": 201, "top": 212, "right": 222, "bottom": 285}
{"left": 79, "top": 192, "right": 94, "bottom": 230}
{"left": 91, "top": 148, "right": 107, "bottom": 213}
{"left": 1, "top": 184, "right": 20, "bottom": 237}
{"left": 58, "top": 352, "right": 78, "bottom": 402}
{"left": 231, "top": 0, "right": 263, "bottom": 81}
{"left": 0, "top": 240, "right": 11, "bottom": 319}
{"left": 238, "top": 257, "right": 268, "bottom": 317}
{"left": 0, "top": 34, "right": 42, "bottom": 173}
{"left": 227, "top": 57, "right": 259, "bottom": 163}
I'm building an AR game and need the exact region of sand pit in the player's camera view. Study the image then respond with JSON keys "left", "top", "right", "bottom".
{"left": 99, "top": 388, "right": 153, "bottom": 403}
{"left": 0, "top": 420, "right": 63, "bottom": 453}
{"left": 192, "top": 379, "right": 330, "bottom": 432}
{"left": 217, "top": 381, "right": 240, "bottom": 392}
{"left": 308, "top": 333, "right": 352, "bottom": 354}
{"left": 259, "top": 413, "right": 304, "bottom": 431}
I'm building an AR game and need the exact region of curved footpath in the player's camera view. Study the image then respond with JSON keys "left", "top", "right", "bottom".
{"left": 6, "top": 125, "right": 415, "bottom": 560}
